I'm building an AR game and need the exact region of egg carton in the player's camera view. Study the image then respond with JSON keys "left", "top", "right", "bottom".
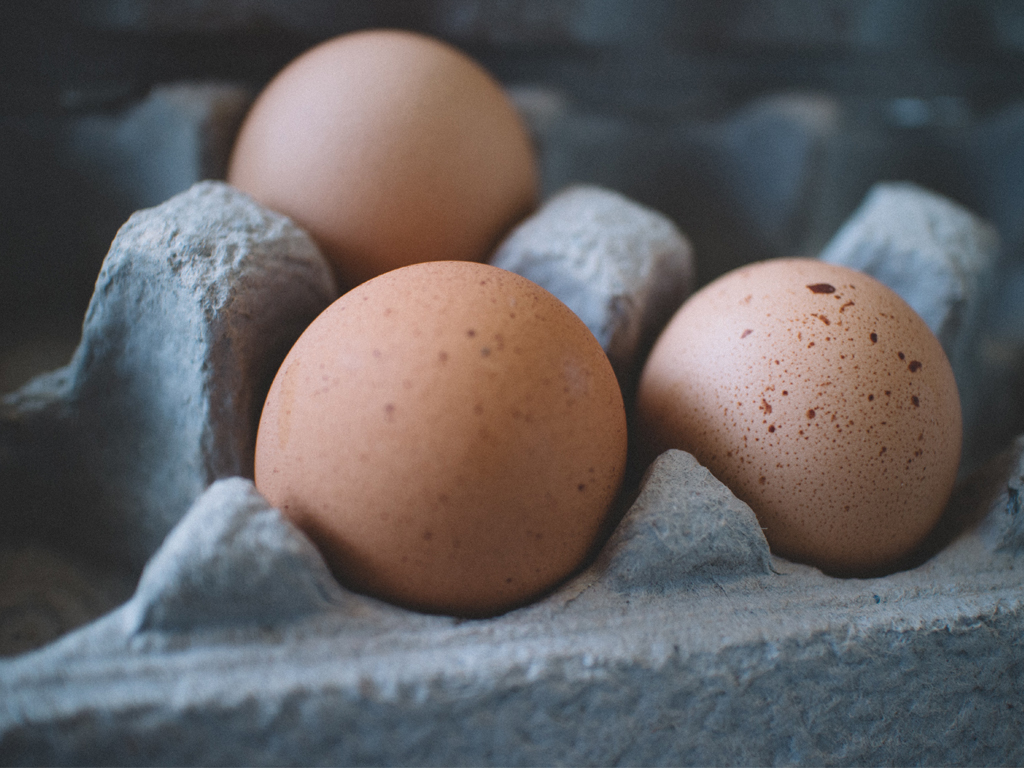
{"left": 2, "top": 180, "right": 1023, "bottom": 766}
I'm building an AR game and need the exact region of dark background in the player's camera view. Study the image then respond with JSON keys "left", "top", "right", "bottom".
{"left": 3, "top": 0, "right": 1024, "bottom": 390}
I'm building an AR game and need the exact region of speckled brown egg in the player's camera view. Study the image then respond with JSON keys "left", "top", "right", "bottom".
{"left": 636, "top": 258, "right": 962, "bottom": 576}
{"left": 254, "top": 261, "right": 627, "bottom": 617}
{"left": 227, "top": 29, "right": 538, "bottom": 292}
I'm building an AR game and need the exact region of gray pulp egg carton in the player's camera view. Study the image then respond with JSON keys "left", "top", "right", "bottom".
{"left": 2, "top": 179, "right": 1024, "bottom": 766}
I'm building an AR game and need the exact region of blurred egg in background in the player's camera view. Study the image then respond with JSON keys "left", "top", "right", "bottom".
{"left": 227, "top": 29, "right": 539, "bottom": 291}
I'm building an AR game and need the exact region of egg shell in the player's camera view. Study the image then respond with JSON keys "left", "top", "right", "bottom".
{"left": 227, "top": 29, "right": 538, "bottom": 292}
{"left": 254, "top": 261, "right": 628, "bottom": 617}
{"left": 636, "top": 258, "right": 962, "bottom": 576}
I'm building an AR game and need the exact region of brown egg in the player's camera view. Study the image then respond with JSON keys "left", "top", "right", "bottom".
{"left": 227, "top": 29, "right": 538, "bottom": 292}
{"left": 636, "top": 258, "right": 962, "bottom": 576}
{"left": 255, "top": 261, "right": 627, "bottom": 617}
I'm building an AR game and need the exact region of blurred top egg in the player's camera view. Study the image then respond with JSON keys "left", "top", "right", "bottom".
{"left": 227, "top": 28, "right": 539, "bottom": 290}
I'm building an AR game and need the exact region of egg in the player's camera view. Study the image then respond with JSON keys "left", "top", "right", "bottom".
{"left": 227, "top": 29, "right": 538, "bottom": 291}
{"left": 636, "top": 258, "right": 962, "bottom": 576}
{"left": 254, "top": 261, "right": 628, "bottom": 617}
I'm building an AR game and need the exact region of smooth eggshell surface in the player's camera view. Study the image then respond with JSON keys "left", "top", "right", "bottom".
{"left": 255, "top": 261, "right": 627, "bottom": 617}
{"left": 636, "top": 258, "right": 962, "bottom": 575}
{"left": 227, "top": 29, "right": 538, "bottom": 292}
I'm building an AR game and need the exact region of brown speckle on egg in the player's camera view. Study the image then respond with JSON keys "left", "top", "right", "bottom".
{"left": 636, "top": 258, "right": 962, "bottom": 576}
